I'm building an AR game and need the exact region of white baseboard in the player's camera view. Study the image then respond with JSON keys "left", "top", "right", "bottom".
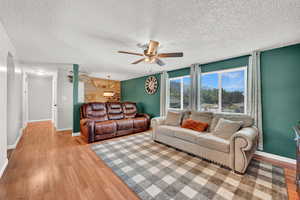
{"left": 56, "top": 128, "right": 72, "bottom": 131}
{"left": 255, "top": 151, "right": 296, "bottom": 165}
{"left": 28, "top": 119, "right": 52, "bottom": 123}
{"left": 7, "top": 128, "right": 24, "bottom": 150}
{"left": 72, "top": 132, "right": 81, "bottom": 137}
{"left": 0, "top": 158, "right": 8, "bottom": 178}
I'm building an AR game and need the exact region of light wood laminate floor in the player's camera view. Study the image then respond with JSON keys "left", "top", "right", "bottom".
{"left": 0, "top": 121, "right": 298, "bottom": 199}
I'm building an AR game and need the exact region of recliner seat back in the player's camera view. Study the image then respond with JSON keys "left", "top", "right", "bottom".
{"left": 106, "top": 102, "right": 124, "bottom": 120}
{"left": 122, "top": 102, "right": 137, "bottom": 118}
{"left": 81, "top": 102, "right": 108, "bottom": 121}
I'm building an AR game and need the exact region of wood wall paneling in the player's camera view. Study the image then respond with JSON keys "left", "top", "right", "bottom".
{"left": 84, "top": 77, "right": 120, "bottom": 102}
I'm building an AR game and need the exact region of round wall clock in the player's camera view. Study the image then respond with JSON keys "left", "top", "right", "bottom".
{"left": 145, "top": 76, "right": 158, "bottom": 95}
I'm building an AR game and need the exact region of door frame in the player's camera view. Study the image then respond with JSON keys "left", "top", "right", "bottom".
{"left": 22, "top": 69, "right": 58, "bottom": 127}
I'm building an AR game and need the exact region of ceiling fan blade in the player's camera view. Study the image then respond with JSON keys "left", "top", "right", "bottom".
{"left": 132, "top": 58, "right": 145, "bottom": 64}
{"left": 155, "top": 58, "right": 165, "bottom": 66}
{"left": 157, "top": 52, "right": 183, "bottom": 58}
{"left": 118, "top": 51, "right": 144, "bottom": 56}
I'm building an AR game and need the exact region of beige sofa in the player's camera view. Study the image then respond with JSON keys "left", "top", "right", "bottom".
{"left": 151, "top": 111, "right": 259, "bottom": 173}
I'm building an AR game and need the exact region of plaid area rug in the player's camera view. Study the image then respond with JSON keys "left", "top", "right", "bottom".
{"left": 91, "top": 132, "right": 288, "bottom": 200}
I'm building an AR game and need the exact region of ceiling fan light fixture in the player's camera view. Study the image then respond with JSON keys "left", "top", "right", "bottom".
{"left": 103, "top": 75, "right": 115, "bottom": 97}
{"left": 145, "top": 56, "right": 156, "bottom": 63}
{"left": 146, "top": 40, "right": 159, "bottom": 55}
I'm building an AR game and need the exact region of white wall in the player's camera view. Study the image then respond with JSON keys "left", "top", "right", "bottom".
{"left": 79, "top": 81, "right": 84, "bottom": 103}
{"left": 28, "top": 74, "right": 53, "bottom": 121}
{"left": 6, "top": 53, "right": 23, "bottom": 147}
{"left": 57, "top": 69, "right": 72, "bottom": 130}
{"left": 0, "top": 21, "right": 17, "bottom": 177}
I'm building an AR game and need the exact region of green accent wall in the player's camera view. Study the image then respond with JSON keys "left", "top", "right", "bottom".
{"left": 165, "top": 55, "right": 249, "bottom": 78}
{"left": 121, "top": 74, "right": 161, "bottom": 118}
{"left": 120, "top": 43, "right": 300, "bottom": 159}
{"left": 202, "top": 55, "right": 249, "bottom": 72}
{"left": 168, "top": 67, "right": 190, "bottom": 78}
{"left": 261, "top": 44, "right": 300, "bottom": 159}
{"left": 72, "top": 64, "right": 80, "bottom": 133}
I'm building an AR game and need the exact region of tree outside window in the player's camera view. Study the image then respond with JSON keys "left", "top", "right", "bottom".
{"left": 169, "top": 76, "right": 190, "bottom": 110}
{"left": 200, "top": 67, "right": 246, "bottom": 113}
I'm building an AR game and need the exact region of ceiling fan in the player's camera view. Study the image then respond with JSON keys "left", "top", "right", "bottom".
{"left": 118, "top": 40, "right": 183, "bottom": 66}
{"left": 67, "top": 70, "right": 90, "bottom": 83}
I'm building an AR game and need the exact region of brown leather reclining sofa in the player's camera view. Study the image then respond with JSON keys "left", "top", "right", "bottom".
{"left": 80, "top": 102, "right": 150, "bottom": 143}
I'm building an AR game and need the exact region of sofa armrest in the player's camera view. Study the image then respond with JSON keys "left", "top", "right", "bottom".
{"left": 151, "top": 116, "right": 166, "bottom": 128}
{"left": 151, "top": 117, "right": 166, "bottom": 140}
{"left": 80, "top": 118, "right": 95, "bottom": 143}
{"left": 136, "top": 113, "right": 150, "bottom": 121}
{"left": 230, "top": 127, "right": 258, "bottom": 173}
{"left": 136, "top": 113, "right": 150, "bottom": 129}
{"left": 80, "top": 118, "right": 91, "bottom": 126}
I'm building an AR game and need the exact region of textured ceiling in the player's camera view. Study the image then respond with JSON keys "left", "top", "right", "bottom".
{"left": 0, "top": 0, "right": 300, "bottom": 80}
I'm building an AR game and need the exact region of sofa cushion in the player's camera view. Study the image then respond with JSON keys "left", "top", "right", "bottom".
{"left": 190, "top": 111, "right": 213, "bottom": 125}
{"left": 116, "top": 119, "right": 133, "bottom": 130}
{"left": 212, "top": 118, "right": 243, "bottom": 140}
{"left": 165, "top": 111, "right": 182, "bottom": 126}
{"left": 155, "top": 125, "right": 229, "bottom": 152}
{"left": 181, "top": 119, "right": 209, "bottom": 132}
{"left": 196, "top": 134, "right": 230, "bottom": 153}
{"left": 155, "top": 125, "right": 185, "bottom": 137}
{"left": 174, "top": 129, "right": 205, "bottom": 144}
{"left": 95, "top": 120, "right": 117, "bottom": 135}
{"left": 210, "top": 113, "right": 253, "bottom": 131}
{"left": 181, "top": 110, "right": 192, "bottom": 121}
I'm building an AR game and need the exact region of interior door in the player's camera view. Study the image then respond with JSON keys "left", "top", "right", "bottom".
{"left": 22, "top": 73, "right": 28, "bottom": 127}
{"left": 0, "top": 52, "right": 8, "bottom": 161}
{"left": 52, "top": 72, "right": 58, "bottom": 127}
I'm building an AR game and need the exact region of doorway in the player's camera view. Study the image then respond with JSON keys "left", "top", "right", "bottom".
{"left": 23, "top": 71, "right": 57, "bottom": 127}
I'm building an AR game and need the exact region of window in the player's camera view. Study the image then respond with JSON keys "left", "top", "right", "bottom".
{"left": 200, "top": 67, "right": 247, "bottom": 113}
{"left": 200, "top": 73, "right": 219, "bottom": 112}
{"left": 169, "top": 76, "right": 191, "bottom": 110}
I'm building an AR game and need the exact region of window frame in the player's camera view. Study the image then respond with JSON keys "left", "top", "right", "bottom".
{"left": 168, "top": 75, "right": 191, "bottom": 111}
{"left": 200, "top": 66, "right": 247, "bottom": 114}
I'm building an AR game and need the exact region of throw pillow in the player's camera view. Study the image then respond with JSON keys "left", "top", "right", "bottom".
{"left": 190, "top": 111, "right": 213, "bottom": 125}
{"left": 213, "top": 118, "right": 243, "bottom": 140}
{"left": 181, "top": 119, "right": 209, "bottom": 132}
{"left": 181, "top": 110, "right": 191, "bottom": 123}
{"left": 165, "top": 111, "right": 182, "bottom": 126}
{"left": 209, "top": 113, "right": 253, "bottom": 131}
